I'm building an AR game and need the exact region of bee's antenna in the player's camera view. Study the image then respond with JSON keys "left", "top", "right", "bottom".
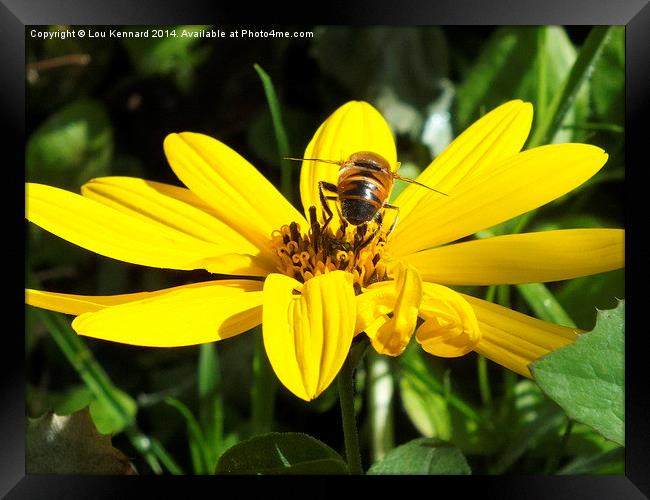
{"left": 284, "top": 157, "right": 342, "bottom": 166}
{"left": 392, "top": 173, "right": 449, "bottom": 196}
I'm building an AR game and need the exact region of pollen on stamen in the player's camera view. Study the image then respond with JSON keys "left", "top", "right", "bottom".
{"left": 269, "top": 206, "right": 391, "bottom": 293}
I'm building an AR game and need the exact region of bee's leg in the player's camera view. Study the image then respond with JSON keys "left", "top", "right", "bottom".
{"left": 354, "top": 203, "right": 399, "bottom": 257}
{"left": 354, "top": 212, "right": 383, "bottom": 258}
{"left": 318, "top": 181, "right": 338, "bottom": 232}
{"left": 382, "top": 203, "right": 400, "bottom": 239}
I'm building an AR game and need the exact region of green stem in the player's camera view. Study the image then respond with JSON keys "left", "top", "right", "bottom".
{"left": 516, "top": 283, "right": 576, "bottom": 328}
{"left": 125, "top": 428, "right": 163, "bottom": 474}
{"left": 39, "top": 311, "right": 132, "bottom": 427}
{"left": 366, "top": 351, "right": 394, "bottom": 462}
{"left": 149, "top": 437, "right": 185, "bottom": 475}
{"left": 38, "top": 310, "right": 174, "bottom": 474}
{"left": 401, "top": 363, "right": 480, "bottom": 422}
{"left": 198, "top": 343, "right": 224, "bottom": 466}
{"left": 251, "top": 326, "right": 277, "bottom": 434}
{"left": 478, "top": 287, "right": 496, "bottom": 407}
{"left": 337, "top": 354, "right": 363, "bottom": 474}
{"left": 165, "top": 397, "right": 210, "bottom": 474}
{"left": 126, "top": 427, "right": 185, "bottom": 475}
{"left": 477, "top": 355, "right": 492, "bottom": 407}
{"left": 536, "top": 27, "right": 548, "bottom": 132}
{"left": 545, "top": 418, "right": 574, "bottom": 473}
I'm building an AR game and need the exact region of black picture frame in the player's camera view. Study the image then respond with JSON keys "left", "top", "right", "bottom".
{"left": 3, "top": 0, "right": 646, "bottom": 497}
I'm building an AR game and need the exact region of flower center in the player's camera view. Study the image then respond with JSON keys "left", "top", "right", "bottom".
{"left": 270, "top": 206, "right": 391, "bottom": 294}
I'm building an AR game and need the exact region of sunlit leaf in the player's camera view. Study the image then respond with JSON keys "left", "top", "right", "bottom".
{"left": 531, "top": 300, "right": 624, "bottom": 445}
{"left": 528, "top": 26, "right": 611, "bottom": 147}
{"left": 89, "top": 388, "right": 138, "bottom": 435}
{"left": 591, "top": 27, "right": 624, "bottom": 125}
{"left": 26, "top": 98, "right": 113, "bottom": 188}
{"left": 456, "top": 26, "right": 586, "bottom": 144}
{"left": 51, "top": 386, "right": 94, "bottom": 416}
{"left": 400, "top": 367, "right": 451, "bottom": 440}
{"left": 367, "top": 438, "right": 470, "bottom": 475}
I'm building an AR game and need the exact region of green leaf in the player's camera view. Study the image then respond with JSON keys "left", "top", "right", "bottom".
{"left": 565, "top": 422, "right": 621, "bottom": 456}
{"left": 215, "top": 432, "right": 348, "bottom": 474}
{"left": 26, "top": 98, "right": 113, "bottom": 188}
{"left": 311, "top": 27, "right": 449, "bottom": 138}
{"left": 246, "top": 107, "right": 312, "bottom": 167}
{"left": 253, "top": 64, "right": 293, "bottom": 202}
{"left": 516, "top": 282, "right": 576, "bottom": 328}
{"left": 531, "top": 300, "right": 624, "bottom": 445}
{"left": 27, "top": 26, "right": 113, "bottom": 113}
{"left": 555, "top": 270, "right": 624, "bottom": 331}
{"left": 38, "top": 385, "right": 137, "bottom": 435}
{"left": 51, "top": 386, "right": 95, "bottom": 416}
{"left": 456, "top": 26, "right": 584, "bottom": 141}
{"left": 558, "top": 447, "right": 624, "bottom": 475}
{"left": 89, "top": 388, "right": 138, "bottom": 435}
{"left": 36, "top": 311, "right": 137, "bottom": 434}
{"left": 367, "top": 438, "right": 470, "bottom": 475}
{"left": 489, "top": 405, "right": 565, "bottom": 474}
{"left": 528, "top": 26, "right": 612, "bottom": 147}
{"left": 27, "top": 408, "right": 136, "bottom": 474}
{"left": 399, "top": 367, "right": 451, "bottom": 440}
{"left": 590, "top": 26, "right": 624, "bottom": 125}
{"left": 122, "top": 25, "right": 211, "bottom": 92}
{"left": 397, "top": 344, "right": 500, "bottom": 456}
{"left": 165, "top": 397, "right": 210, "bottom": 475}
{"left": 398, "top": 342, "right": 480, "bottom": 425}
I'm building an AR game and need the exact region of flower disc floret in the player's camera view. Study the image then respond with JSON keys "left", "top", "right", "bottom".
{"left": 270, "top": 206, "right": 391, "bottom": 293}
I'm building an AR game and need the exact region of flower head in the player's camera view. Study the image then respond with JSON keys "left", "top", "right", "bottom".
{"left": 26, "top": 100, "right": 624, "bottom": 401}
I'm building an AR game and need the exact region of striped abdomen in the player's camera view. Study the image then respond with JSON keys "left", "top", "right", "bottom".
{"left": 337, "top": 152, "right": 393, "bottom": 225}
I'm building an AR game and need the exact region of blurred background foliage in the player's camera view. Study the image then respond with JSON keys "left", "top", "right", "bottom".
{"left": 26, "top": 25, "right": 624, "bottom": 475}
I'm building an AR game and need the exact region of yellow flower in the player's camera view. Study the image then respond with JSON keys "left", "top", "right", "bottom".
{"left": 25, "top": 100, "right": 624, "bottom": 402}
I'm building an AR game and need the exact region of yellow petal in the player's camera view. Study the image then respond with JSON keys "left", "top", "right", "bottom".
{"left": 26, "top": 183, "right": 242, "bottom": 272}
{"left": 26, "top": 280, "right": 263, "bottom": 316}
{"left": 298, "top": 101, "right": 397, "bottom": 221}
{"left": 356, "top": 264, "right": 422, "bottom": 356}
{"left": 111, "top": 177, "right": 230, "bottom": 220}
{"left": 82, "top": 177, "right": 273, "bottom": 258}
{"left": 72, "top": 282, "right": 264, "bottom": 347}
{"left": 462, "top": 294, "right": 579, "bottom": 377}
{"left": 402, "top": 228, "right": 625, "bottom": 285}
{"left": 262, "top": 272, "right": 356, "bottom": 401}
{"left": 163, "top": 132, "right": 307, "bottom": 251}
{"left": 394, "top": 100, "right": 533, "bottom": 228}
{"left": 389, "top": 144, "right": 609, "bottom": 257}
{"left": 87, "top": 178, "right": 277, "bottom": 279}
{"left": 415, "top": 283, "right": 481, "bottom": 358}
{"left": 82, "top": 177, "right": 276, "bottom": 275}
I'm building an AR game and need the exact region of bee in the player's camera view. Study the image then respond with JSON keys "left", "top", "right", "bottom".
{"left": 287, "top": 151, "right": 447, "bottom": 250}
